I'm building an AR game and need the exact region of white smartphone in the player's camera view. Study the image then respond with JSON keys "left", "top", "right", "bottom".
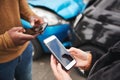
{"left": 43, "top": 35, "right": 76, "bottom": 70}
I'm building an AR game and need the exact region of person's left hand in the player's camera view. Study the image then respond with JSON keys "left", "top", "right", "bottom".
{"left": 50, "top": 55, "right": 72, "bottom": 80}
{"left": 30, "top": 15, "right": 44, "bottom": 27}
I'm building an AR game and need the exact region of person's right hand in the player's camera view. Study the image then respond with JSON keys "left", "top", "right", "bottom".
{"left": 68, "top": 47, "right": 92, "bottom": 70}
{"left": 7, "top": 27, "right": 38, "bottom": 46}
{"left": 50, "top": 55, "right": 72, "bottom": 80}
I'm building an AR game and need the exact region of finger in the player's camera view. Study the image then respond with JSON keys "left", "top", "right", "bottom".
{"left": 18, "top": 28, "right": 26, "bottom": 33}
{"left": 11, "top": 27, "right": 24, "bottom": 31}
{"left": 30, "top": 16, "right": 36, "bottom": 26}
{"left": 51, "top": 55, "right": 58, "bottom": 69}
{"left": 68, "top": 47, "right": 85, "bottom": 56}
{"left": 36, "top": 17, "right": 44, "bottom": 24}
{"left": 57, "top": 63, "right": 68, "bottom": 74}
{"left": 68, "top": 50, "right": 78, "bottom": 57}
{"left": 68, "top": 47, "right": 80, "bottom": 52}
{"left": 51, "top": 55, "right": 57, "bottom": 64}
{"left": 50, "top": 55, "right": 56, "bottom": 69}
{"left": 50, "top": 55, "right": 59, "bottom": 76}
{"left": 30, "top": 20, "right": 35, "bottom": 26}
{"left": 18, "top": 33, "right": 35, "bottom": 40}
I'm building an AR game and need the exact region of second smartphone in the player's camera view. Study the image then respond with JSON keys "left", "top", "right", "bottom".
{"left": 43, "top": 35, "right": 76, "bottom": 70}
{"left": 24, "top": 22, "right": 48, "bottom": 35}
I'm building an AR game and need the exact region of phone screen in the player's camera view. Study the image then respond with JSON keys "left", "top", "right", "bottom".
{"left": 46, "top": 37, "right": 74, "bottom": 67}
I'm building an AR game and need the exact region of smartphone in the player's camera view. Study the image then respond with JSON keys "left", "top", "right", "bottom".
{"left": 24, "top": 22, "right": 48, "bottom": 35}
{"left": 43, "top": 35, "right": 76, "bottom": 70}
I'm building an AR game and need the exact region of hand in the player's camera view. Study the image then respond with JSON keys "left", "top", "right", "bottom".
{"left": 50, "top": 55, "right": 72, "bottom": 80}
{"left": 8, "top": 27, "right": 37, "bottom": 46}
{"left": 68, "top": 47, "right": 92, "bottom": 70}
{"left": 30, "top": 15, "right": 44, "bottom": 27}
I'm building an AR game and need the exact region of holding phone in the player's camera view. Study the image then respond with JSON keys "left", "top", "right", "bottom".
{"left": 24, "top": 22, "right": 48, "bottom": 35}
{"left": 44, "top": 35, "right": 76, "bottom": 70}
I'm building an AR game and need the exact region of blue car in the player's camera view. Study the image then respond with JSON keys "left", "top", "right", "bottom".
{"left": 21, "top": 0, "right": 89, "bottom": 60}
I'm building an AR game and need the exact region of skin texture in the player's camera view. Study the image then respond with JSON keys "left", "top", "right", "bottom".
{"left": 50, "top": 55, "right": 72, "bottom": 80}
{"left": 50, "top": 47, "right": 92, "bottom": 80}
{"left": 8, "top": 16, "right": 44, "bottom": 46}
{"left": 68, "top": 47, "right": 92, "bottom": 70}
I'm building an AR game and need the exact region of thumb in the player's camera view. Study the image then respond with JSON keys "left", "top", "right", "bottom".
{"left": 30, "top": 20, "right": 35, "bottom": 26}
{"left": 57, "top": 63, "right": 63, "bottom": 71}
{"left": 57, "top": 63, "right": 67, "bottom": 73}
{"left": 30, "top": 16, "right": 36, "bottom": 26}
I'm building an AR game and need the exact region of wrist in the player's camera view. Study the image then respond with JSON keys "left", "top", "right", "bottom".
{"left": 83, "top": 51, "right": 92, "bottom": 70}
